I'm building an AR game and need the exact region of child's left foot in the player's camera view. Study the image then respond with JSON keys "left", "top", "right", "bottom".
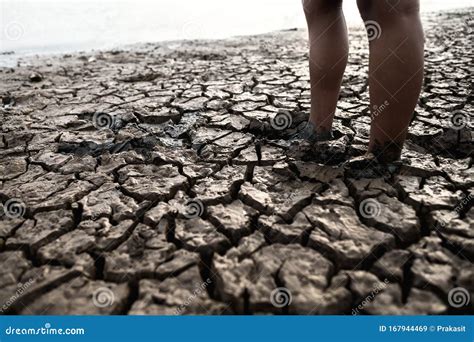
{"left": 291, "top": 121, "right": 333, "bottom": 143}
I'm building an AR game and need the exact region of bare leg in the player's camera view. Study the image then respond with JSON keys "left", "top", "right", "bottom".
{"left": 303, "top": 0, "right": 348, "bottom": 135}
{"left": 358, "top": 0, "right": 424, "bottom": 162}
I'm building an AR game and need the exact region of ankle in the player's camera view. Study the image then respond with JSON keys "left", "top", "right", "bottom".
{"left": 307, "top": 121, "right": 334, "bottom": 141}
{"left": 368, "top": 140, "right": 403, "bottom": 163}
{"left": 316, "top": 126, "right": 332, "bottom": 135}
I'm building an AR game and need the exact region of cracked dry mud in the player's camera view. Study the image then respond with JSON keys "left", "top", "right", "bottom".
{"left": 1, "top": 9, "right": 473, "bottom": 315}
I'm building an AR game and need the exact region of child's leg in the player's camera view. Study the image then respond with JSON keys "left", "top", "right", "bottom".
{"left": 357, "top": 0, "right": 424, "bottom": 162}
{"left": 303, "top": 0, "right": 348, "bottom": 135}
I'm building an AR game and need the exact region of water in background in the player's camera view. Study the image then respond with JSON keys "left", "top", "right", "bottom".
{"left": 0, "top": 0, "right": 472, "bottom": 62}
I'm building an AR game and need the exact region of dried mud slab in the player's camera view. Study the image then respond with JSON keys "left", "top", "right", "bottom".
{"left": 104, "top": 223, "right": 180, "bottom": 281}
{"left": 240, "top": 166, "right": 323, "bottom": 220}
{"left": 130, "top": 266, "right": 229, "bottom": 315}
{"left": 20, "top": 276, "right": 130, "bottom": 315}
{"left": 303, "top": 203, "right": 395, "bottom": 269}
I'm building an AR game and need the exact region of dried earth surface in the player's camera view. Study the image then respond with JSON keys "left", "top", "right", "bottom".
{"left": 0, "top": 9, "right": 473, "bottom": 315}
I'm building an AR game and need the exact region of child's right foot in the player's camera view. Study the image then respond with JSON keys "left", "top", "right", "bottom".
{"left": 368, "top": 140, "right": 403, "bottom": 164}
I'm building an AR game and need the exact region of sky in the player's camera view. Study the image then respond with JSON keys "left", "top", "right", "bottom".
{"left": 0, "top": 0, "right": 472, "bottom": 57}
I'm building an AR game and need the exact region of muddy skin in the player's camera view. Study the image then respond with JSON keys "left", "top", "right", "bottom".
{"left": 370, "top": 140, "right": 403, "bottom": 164}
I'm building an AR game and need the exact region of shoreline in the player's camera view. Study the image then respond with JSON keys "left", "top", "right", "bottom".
{"left": 1, "top": 6, "right": 472, "bottom": 68}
